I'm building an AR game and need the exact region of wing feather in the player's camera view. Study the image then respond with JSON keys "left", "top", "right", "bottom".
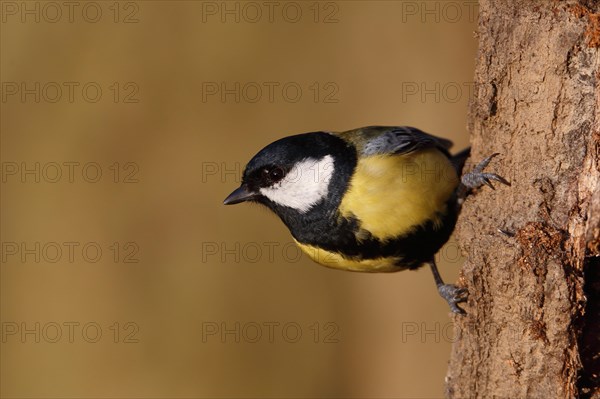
{"left": 361, "top": 126, "right": 453, "bottom": 157}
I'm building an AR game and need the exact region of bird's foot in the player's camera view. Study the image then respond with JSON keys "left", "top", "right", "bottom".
{"left": 437, "top": 284, "right": 468, "bottom": 315}
{"left": 461, "top": 153, "right": 510, "bottom": 190}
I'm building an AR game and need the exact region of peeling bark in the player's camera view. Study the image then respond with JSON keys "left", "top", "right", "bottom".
{"left": 446, "top": 1, "right": 600, "bottom": 398}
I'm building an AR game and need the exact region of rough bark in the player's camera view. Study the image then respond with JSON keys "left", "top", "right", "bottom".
{"left": 447, "top": 1, "right": 600, "bottom": 398}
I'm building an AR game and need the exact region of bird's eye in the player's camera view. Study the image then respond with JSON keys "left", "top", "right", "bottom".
{"left": 270, "top": 167, "right": 284, "bottom": 181}
{"left": 261, "top": 166, "right": 285, "bottom": 183}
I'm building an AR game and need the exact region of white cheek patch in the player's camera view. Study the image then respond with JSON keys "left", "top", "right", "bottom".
{"left": 259, "top": 155, "right": 335, "bottom": 213}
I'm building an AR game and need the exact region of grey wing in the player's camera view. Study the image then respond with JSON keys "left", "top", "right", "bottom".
{"left": 363, "top": 126, "right": 453, "bottom": 157}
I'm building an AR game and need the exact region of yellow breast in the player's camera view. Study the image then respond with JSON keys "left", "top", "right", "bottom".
{"left": 294, "top": 240, "right": 404, "bottom": 272}
{"left": 338, "top": 148, "right": 458, "bottom": 241}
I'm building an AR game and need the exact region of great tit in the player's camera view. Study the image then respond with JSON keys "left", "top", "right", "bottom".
{"left": 223, "top": 126, "right": 509, "bottom": 313}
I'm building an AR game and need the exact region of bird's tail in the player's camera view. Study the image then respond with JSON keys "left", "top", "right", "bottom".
{"left": 451, "top": 147, "right": 471, "bottom": 176}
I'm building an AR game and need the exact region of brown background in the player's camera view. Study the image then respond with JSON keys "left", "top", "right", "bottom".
{"left": 1, "top": 1, "right": 477, "bottom": 397}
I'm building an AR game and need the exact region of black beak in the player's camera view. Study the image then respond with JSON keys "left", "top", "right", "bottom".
{"left": 223, "top": 185, "right": 256, "bottom": 205}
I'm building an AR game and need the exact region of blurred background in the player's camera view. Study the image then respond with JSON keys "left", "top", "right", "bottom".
{"left": 1, "top": 1, "right": 478, "bottom": 397}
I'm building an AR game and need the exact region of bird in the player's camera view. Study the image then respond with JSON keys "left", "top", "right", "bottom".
{"left": 223, "top": 126, "right": 509, "bottom": 313}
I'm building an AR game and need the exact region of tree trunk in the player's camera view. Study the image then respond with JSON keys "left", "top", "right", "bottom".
{"left": 446, "top": 1, "right": 600, "bottom": 398}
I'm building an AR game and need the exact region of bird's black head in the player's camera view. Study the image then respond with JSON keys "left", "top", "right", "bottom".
{"left": 223, "top": 132, "right": 357, "bottom": 224}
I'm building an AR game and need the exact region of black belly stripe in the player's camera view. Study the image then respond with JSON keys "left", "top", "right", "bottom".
{"left": 289, "top": 196, "right": 459, "bottom": 270}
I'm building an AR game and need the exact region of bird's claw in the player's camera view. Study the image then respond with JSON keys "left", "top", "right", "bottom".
{"left": 461, "top": 153, "right": 510, "bottom": 190}
{"left": 437, "top": 284, "right": 468, "bottom": 315}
